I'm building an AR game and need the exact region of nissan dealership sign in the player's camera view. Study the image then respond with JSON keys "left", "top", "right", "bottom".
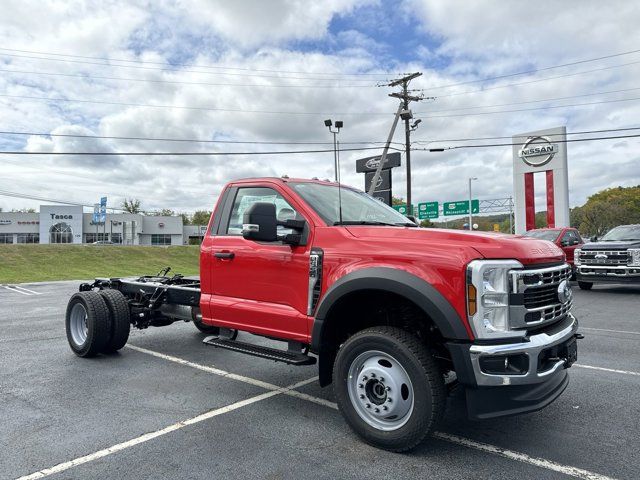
{"left": 518, "top": 136, "right": 559, "bottom": 167}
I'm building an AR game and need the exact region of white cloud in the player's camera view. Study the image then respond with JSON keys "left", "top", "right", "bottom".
{"left": 0, "top": 0, "right": 639, "bottom": 218}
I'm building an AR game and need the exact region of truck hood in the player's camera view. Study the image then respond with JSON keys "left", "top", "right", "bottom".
{"left": 345, "top": 226, "right": 565, "bottom": 265}
{"left": 581, "top": 240, "right": 640, "bottom": 250}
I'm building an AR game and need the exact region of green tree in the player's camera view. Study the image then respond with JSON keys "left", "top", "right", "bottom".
{"left": 180, "top": 213, "right": 191, "bottom": 225}
{"left": 571, "top": 185, "right": 640, "bottom": 236}
{"left": 151, "top": 208, "right": 176, "bottom": 217}
{"left": 191, "top": 210, "right": 212, "bottom": 225}
{"left": 122, "top": 198, "right": 142, "bottom": 214}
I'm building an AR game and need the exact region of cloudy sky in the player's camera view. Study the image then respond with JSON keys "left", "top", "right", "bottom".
{"left": 1, "top": 0, "right": 639, "bottom": 216}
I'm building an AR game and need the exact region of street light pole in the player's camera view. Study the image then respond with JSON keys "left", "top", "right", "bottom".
{"left": 324, "top": 120, "right": 343, "bottom": 182}
{"left": 468, "top": 177, "right": 477, "bottom": 231}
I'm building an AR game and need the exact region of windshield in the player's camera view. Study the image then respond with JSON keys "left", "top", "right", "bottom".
{"left": 600, "top": 225, "right": 640, "bottom": 241}
{"left": 290, "top": 182, "right": 416, "bottom": 227}
{"left": 523, "top": 230, "right": 561, "bottom": 241}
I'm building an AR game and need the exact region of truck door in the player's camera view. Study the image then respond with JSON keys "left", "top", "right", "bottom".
{"left": 203, "top": 185, "right": 312, "bottom": 342}
{"left": 561, "top": 229, "right": 582, "bottom": 264}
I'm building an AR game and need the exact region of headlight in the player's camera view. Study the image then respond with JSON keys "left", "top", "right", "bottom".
{"left": 629, "top": 249, "right": 640, "bottom": 267}
{"left": 574, "top": 249, "right": 581, "bottom": 266}
{"left": 466, "top": 259, "right": 523, "bottom": 340}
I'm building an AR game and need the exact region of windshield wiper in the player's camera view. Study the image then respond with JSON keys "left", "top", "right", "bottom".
{"left": 333, "top": 220, "right": 398, "bottom": 226}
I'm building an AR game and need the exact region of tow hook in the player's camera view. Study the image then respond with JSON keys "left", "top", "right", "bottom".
{"left": 575, "top": 333, "right": 585, "bottom": 340}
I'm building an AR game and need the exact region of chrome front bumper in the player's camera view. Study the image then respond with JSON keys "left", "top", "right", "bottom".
{"left": 469, "top": 314, "right": 579, "bottom": 387}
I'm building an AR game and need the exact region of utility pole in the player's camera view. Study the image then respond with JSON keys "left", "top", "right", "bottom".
{"left": 387, "top": 72, "right": 423, "bottom": 216}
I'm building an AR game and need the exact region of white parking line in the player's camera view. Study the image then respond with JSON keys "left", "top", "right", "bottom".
{"left": 433, "top": 432, "right": 616, "bottom": 480}
{"left": 2, "top": 285, "right": 32, "bottom": 295}
{"left": 15, "top": 377, "right": 317, "bottom": 480}
{"left": 11, "top": 285, "right": 42, "bottom": 295}
{"left": 127, "top": 345, "right": 618, "bottom": 480}
{"left": 126, "top": 344, "right": 334, "bottom": 408}
{"left": 575, "top": 364, "right": 640, "bottom": 377}
{"left": 581, "top": 327, "right": 640, "bottom": 336}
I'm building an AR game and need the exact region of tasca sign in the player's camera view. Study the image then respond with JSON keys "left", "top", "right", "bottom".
{"left": 356, "top": 152, "right": 401, "bottom": 173}
{"left": 518, "top": 136, "right": 558, "bottom": 167}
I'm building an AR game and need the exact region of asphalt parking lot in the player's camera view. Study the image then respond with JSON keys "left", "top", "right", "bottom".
{"left": 1, "top": 281, "right": 639, "bottom": 480}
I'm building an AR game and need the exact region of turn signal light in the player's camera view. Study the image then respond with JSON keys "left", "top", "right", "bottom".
{"left": 467, "top": 284, "right": 477, "bottom": 316}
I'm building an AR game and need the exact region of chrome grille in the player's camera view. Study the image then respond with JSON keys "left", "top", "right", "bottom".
{"left": 578, "top": 250, "right": 628, "bottom": 266}
{"left": 509, "top": 264, "right": 573, "bottom": 330}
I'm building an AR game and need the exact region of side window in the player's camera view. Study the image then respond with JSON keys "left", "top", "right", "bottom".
{"left": 562, "top": 230, "right": 577, "bottom": 244}
{"left": 225, "top": 187, "right": 301, "bottom": 236}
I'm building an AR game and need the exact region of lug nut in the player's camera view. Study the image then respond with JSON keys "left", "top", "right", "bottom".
{"left": 358, "top": 383, "right": 364, "bottom": 389}
{"left": 383, "top": 406, "right": 388, "bottom": 411}
{"left": 362, "top": 376, "right": 368, "bottom": 381}
{"left": 379, "top": 377, "right": 385, "bottom": 382}
{"left": 385, "top": 386, "right": 391, "bottom": 392}
{"left": 374, "top": 408, "right": 380, "bottom": 413}
{"left": 359, "top": 394, "right": 365, "bottom": 399}
{"left": 365, "top": 403, "right": 371, "bottom": 409}
{"left": 387, "top": 398, "right": 393, "bottom": 403}
{"left": 370, "top": 373, "right": 376, "bottom": 378}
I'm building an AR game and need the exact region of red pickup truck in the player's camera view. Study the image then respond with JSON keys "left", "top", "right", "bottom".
{"left": 523, "top": 227, "right": 584, "bottom": 270}
{"left": 65, "top": 177, "right": 581, "bottom": 452}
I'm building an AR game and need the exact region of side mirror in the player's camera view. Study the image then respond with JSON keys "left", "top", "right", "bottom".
{"left": 590, "top": 236, "right": 598, "bottom": 242}
{"left": 242, "top": 202, "right": 277, "bottom": 242}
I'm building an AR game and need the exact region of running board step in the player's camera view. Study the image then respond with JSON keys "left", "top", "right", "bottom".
{"left": 202, "top": 337, "right": 316, "bottom": 366}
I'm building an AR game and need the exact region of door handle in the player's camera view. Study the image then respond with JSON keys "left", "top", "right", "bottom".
{"left": 214, "top": 251, "right": 235, "bottom": 260}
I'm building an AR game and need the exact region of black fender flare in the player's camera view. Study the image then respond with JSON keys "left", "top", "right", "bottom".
{"left": 311, "top": 267, "right": 470, "bottom": 386}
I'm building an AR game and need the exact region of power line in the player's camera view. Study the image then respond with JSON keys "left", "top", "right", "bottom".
{"left": 0, "top": 67, "right": 379, "bottom": 89}
{"left": 0, "top": 145, "right": 403, "bottom": 156}
{"left": 421, "top": 48, "right": 640, "bottom": 90}
{"left": 420, "top": 59, "right": 640, "bottom": 99}
{"left": 0, "top": 93, "right": 392, "bottom": 116}
{"left": 416, "top": 87, "right": 640, "bottom": 114}
{"left": 1, "top": 126, "right": 637, "bottom": 148}
{"left": 419, "top": 96, "right": 640, "bottom": 119}
{"left": 0, "top": 47, "right": 398, "bottom": 77}
{"left": 0, "top": 130, "right": 403, "bottom": 146}
{"left": 415, "top": 133, "right": 640, "bottom": 151}
{"left": 0, "top": 52, "right": 389, "bottom": 82}
{"left": 4, "top": 90, "right": 639, "bottom": 118}
{"left": 413, "top": 126, "right": 640, "bottom": 144}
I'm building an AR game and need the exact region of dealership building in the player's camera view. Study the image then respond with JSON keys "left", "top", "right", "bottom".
{"left": 0, "top": 205, "right": 205, "bottom": 245}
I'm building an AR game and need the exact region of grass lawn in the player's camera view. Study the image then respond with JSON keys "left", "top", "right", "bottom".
{"left": 0, "top": 245, "right": 200, "bottom": 283}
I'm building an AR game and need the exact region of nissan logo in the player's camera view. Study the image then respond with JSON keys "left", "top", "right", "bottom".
{"left": 557, "top": 280, "right": 572, "bottom": 305}
{"left": 518, "top": 136, "right": 558, "bottom": 167}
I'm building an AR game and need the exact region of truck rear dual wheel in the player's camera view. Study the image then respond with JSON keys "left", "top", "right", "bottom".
{"left": 333, "top": 326, "right": 446, "bottom": 452}
{"left": 578, "top": 281, "right": 593, "bottom": 290}
{"left": 98, "top": 289, "right": 131, "bottom": 352}
{"left": 65, "top": 292, "right": 112, "bottom": 357}
{"left": 65, "top": 290, "right": 131, "bottom": 357}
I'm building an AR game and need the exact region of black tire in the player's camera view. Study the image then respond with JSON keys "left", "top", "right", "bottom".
{"left": 193, "top": 318, "right": 220, "bottom": 335}
{"left": 65, "top": 291, "right": 111, "bottom": 357}
{"left": 99, "top": 289, "right": 131, "bottom": 352}
{"left": 333, "top": 326, "right": 446, "bottom": 452}
{"left": 578, "top": 281, "right": 593, "bottom": 290}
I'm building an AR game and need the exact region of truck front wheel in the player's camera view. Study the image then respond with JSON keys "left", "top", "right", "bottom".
{"left": 333, "top": 326, "right": 445, "bottom": 452}
{"left": 65, "top": 292, "right": 112, "bottom": 357}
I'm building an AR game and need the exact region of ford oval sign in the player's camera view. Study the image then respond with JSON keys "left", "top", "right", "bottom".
{"left": 518, "top": 136, "right": 558, "bottom": 167}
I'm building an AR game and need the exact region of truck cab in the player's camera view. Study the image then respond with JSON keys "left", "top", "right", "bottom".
{"left": 523, "top": 227, "right": 584, "bottom": 270}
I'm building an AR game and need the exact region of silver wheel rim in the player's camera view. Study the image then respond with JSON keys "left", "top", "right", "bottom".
{"left": 70, "top": 303, "right": 89, "bottom": 346}
{"left": 347, "top": 350, "right": 414, "bottom": 431}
